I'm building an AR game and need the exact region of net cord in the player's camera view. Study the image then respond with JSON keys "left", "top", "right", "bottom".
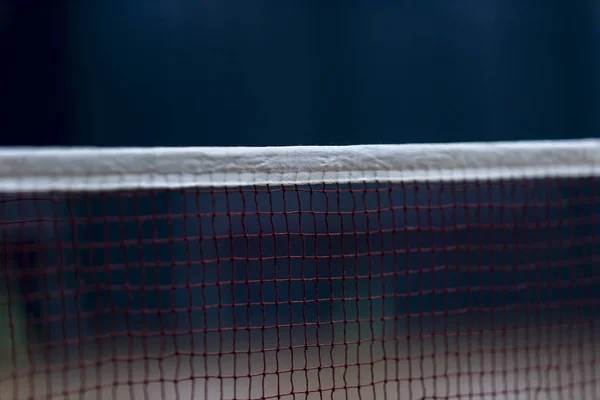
{"left": 0, "top": 139, "right": 598, "bottom": 192}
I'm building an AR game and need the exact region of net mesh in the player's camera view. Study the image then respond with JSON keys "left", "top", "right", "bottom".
{"left": 0, "top": 145, "right": 599, "bottom": 399}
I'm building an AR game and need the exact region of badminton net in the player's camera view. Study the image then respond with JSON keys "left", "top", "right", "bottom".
{"left": 0, "top": 140, "right": 599, "bottom": 399}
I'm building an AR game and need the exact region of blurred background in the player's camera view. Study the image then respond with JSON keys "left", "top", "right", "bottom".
{"left": 1, "top": 0, "right": 600, "bottom": 375}
{"left": 2, "top": 1, "right": 599, "bottom": 147}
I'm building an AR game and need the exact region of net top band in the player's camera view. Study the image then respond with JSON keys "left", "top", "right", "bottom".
{"left": 0, "top": 139, "right": 598, "bottom": 192}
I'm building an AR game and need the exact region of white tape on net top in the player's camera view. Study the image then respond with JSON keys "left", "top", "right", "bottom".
{"left": 0, "top": 139, "right": 598, "bottom": 192}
